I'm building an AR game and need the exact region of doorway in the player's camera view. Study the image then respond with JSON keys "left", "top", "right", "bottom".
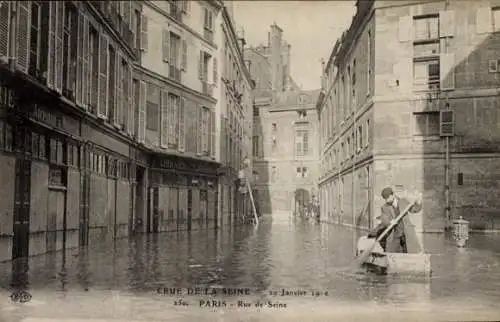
{"left": 135, "top": 166, "right": 145, "bottom": 233}
{"left": 12, "top": 159, "right": 31, "bottom": 260}
{"left": 187, "top": 189, "right": 192, "bottom": 231}
{"left": 148, "top": 186, "right": 159, "bottom": 233}
{"left": 79, "top": 171, "right": 90, "bottom": 247}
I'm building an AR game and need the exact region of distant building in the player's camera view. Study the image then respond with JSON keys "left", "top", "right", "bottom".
{"left": 317, "top": 0, "right": 500, "bottom": 232}
{"left": 246, "top": 24, "right": 320, "bottom": 216}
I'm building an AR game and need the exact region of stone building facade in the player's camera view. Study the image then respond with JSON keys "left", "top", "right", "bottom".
{"left": 317, "top": 0, "right": 500, "bottom": 233}
{"left": 216, "top": 3, "right": 255, "bottom": 225}
{"left": 0, "top": 0, "right": 253, "bottom": 262}
{"left": 246, "top": 24, "right": 320, "bottom": 216}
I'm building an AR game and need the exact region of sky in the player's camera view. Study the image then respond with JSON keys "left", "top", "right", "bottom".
{"left": 232, "top": 1, "right": 356, "bottom": 91}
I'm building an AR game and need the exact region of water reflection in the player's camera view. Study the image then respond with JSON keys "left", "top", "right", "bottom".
{"left": 0, "top": 217, "right": 499, "bottom": 314}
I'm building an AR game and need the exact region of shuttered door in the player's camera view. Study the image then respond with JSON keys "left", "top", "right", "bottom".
{"left": 16, "top": 1, "right": 31, "bottom": 73}
{"left": 54, "top": 1, "right": 64, "bottom": 93}
{"left": 0, "top": 2, "right": 10, "bottom": 58}
{"left": 98, "top": 35, "right": 109, "bottom": 118}
{"left": 138, "top": 81, "right": 146, "bottom": 143}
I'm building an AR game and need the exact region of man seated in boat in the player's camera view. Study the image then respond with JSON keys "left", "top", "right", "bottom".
{"left": 367, "top": 187, "right": 422, "bottom": 253}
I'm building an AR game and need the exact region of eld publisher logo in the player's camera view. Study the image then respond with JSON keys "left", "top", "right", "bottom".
{"left": 10, "top": 290, "right": 32, "bottom": 303}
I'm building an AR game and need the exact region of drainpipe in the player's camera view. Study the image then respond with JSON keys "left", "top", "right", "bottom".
{"left": 443, "top": 0, "right": 451, "bottom": 230}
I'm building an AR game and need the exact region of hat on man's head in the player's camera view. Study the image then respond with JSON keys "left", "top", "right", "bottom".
{"left": 381, "top": 187, "right": 394, "bottom": 199}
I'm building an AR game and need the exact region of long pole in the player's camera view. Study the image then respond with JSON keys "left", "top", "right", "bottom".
{"left": 246, "top": 179, "right": 259, "bottom": 225}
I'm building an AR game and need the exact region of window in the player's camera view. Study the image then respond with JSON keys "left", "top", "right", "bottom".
{"left": 28, "top": 2, "right": 41, "bottom": 77}
{"left": 203, "top": 8, "right": 214, "bottom": 42}
{"left": 62, "top": 3, "right": 77, "bottom": 95}
{"left": 272, "top": 123, "right": 277, "bottom": 132}
{"left": 133, "top": 9, "right": 141, "bottom": 49}
{"left": 351, "top": 132, "right": 355, "bottom": 156}
{"left": 298, "top": 110, "right": 307, "bottom": 119}
{"left": 146, "top": 83, "right": 159, "bottom": 131}
{"left": 357, "top": 126, "right": 363, "bottom": 151}
{"left": 412, "top": 15, "right": 441, "bottom": 92}
{"left": 271, "top": 166, "right": 277, "bottom": 182}
{"left": 201, "top": 106, "right": 210, "bottom": 154}
{"left": 413, "top": 112, "right": 440, "bottom": 137}
{"left": 121, "top": 59, "right": 129, "bottom": 129}
{"left": 367, "top": 30, "right": 371, "bottom": 95}
{"left": 296, "top": 167, "right": 308, "bottom": 178}
{"left": 133, "top": 79, "right": 140, "bottom": 136}
{"left": 365, "top": 119, "right": 370, "bottom": 147}
{"left": 252, "top": 136, "right": 259, "bottom": 157}
{"left": 295, "top": 129, "right": 309, "bottom": 156}
{"left": 413, "top": 16, "right": 439, "bottom": 41}
{"left": 253, "top": 105, "right": 259, "bottom": 117}
{"left": 494, "top": 8, "right": 500, "bottom": 32}
{"left": 108, "top": 46, "right": 116, "bottom": 121}
{"left": 89, "top": 26, "right": 99, "bottom": 112}
{"left": 167, "top": 93, "right": 180, "bottom": 147}
{"left": 413, "top": 58, "right": 440, "bottom": 91}
{"left": 169, "top": 32, "right": 181, "bottom": 81}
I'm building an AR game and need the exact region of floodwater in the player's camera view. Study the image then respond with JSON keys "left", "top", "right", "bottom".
{"left": 0, "top": 215, "right": 500, "bottom": 321}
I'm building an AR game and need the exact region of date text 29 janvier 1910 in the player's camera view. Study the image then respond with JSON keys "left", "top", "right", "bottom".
{"left": 158, "top": 287, "right": 328, "bottom": 297}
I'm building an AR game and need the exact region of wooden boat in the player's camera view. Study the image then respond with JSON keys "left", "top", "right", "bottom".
{"left": 356, "top": 236, "right": 432, "bottom": 276}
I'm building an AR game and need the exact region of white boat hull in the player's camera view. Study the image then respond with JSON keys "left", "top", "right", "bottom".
{"left": 357, "top": 236, "right": 432, "bottom": 276}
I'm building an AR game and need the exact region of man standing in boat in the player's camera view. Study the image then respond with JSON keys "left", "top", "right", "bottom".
{"left": 368, "top": 187, "right": 422, "bottom": 253}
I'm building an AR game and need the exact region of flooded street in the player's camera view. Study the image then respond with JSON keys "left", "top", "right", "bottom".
{"left": 1, "top": 215, "right": 500, "bottom": 321}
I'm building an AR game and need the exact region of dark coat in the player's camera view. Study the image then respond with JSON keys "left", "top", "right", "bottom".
{"left": 369, "top": 196, "right": 422, "bottom": 253}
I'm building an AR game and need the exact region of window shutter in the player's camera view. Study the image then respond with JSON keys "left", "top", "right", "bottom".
{"left": 476, "top": 7, "right": 492, "bottom": 34}
{"left": 213, "top": 58, "right": 218, "bottom": 86}
{"left": 398, "top": 15, "right": 412, "bottom": 42}
{"left": 162, "top": 29, "right": 170, "bottom": 63}
{"left": 198, "top": 50, "right": 203, "bottom": 80}
{"left": 182, "top": 1, "right": 190, "bottom": 13}
{"left": 138, "top": 80, "right": 146, "bottom": 143}
{"left": 439, "top": 110, "right": 455, "bottom": 137}
{"left": 140, "top": 14, "right": 148, "bottom": 51}
{"left": 439, "top": 10, "right": 455, "bottom": 38}
{"left": 127, "top": 64, "right": 133, "bottom": 135}
{"left": 98, "top": 34, "right": 109, "bottom": 119}
{"left": 0, "top": 1, "right": 11, "bottom": 58}
{"left": 76, "top": 13, "right": 84, "bottom": 106}
{"left": 119, "top": 55, "right": 125, "bottom": 126}
{"left": 304, "top": 131, "right": 309, "bottom": 154}
{"left": 160, "top": 90, "right": 168, "bottom": 148}
{"left": 440, "top": 53, "right": 455, "bottom": 91}
{"left": 179, "top": 97, "right": 186, "bottom": 152}
{"left": 196, "top": 106, "right": 203, "bottom": 155}
{"left": 16, "top": 1, "right": 31, "bottom": 73}
{"left": 113, "top": 52, "right": 121, "bottom": 126}
{"left": 47, "top": 2, "right": 56, "bottom": 88}
{"left": 181, "top": 39, "right": 187, "bottom": 71}
{"left": 82, "top": 17, "right": 89, "bottom": 109}
{"left": 124, "top": 1, "right": 131, "bottom": 26}
{"left": 54, "top": 1, "right": 64, "bottom": 93}
{"left": 210, "top": 109, "right": 216, "bottom": 158}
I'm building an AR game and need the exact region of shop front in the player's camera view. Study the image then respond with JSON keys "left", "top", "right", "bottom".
{"left": 150, "top": 155, "right": 218, "bottom": 232}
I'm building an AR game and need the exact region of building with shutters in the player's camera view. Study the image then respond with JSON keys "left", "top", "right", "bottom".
{"left": 0, "top": 0, "right": 253, "bottom": 262}
{"left": 317, "top": 0, "right": 500, "bottom": 234}
{"left": 246, "top": 23, "right": 321, "bottom": 216}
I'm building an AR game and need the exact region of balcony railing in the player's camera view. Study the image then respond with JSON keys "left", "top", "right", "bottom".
{"left": 203, "top": 28, "right": 214, "bottom": 43}
{"left": 202, "top": 81, "right": 213, "bottom": 96}
{"left": 413, "top": 76, "right": 440, "bottom": 92}
{"left": 169, "top": 65, "right": 182, "bottom": 82}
